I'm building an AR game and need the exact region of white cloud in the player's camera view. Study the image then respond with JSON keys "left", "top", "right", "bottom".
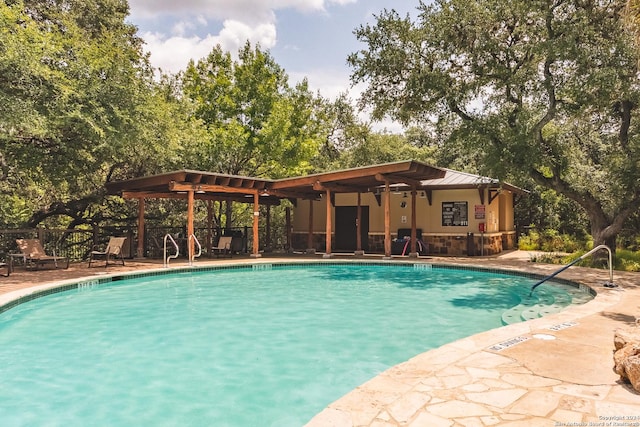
{"left": 218, "top": 20, "right": 277, "bottom": 51}
{"left": 128, "top": 0, "right": 336, "bottom": 22}
{"left": 128, "top": 0, "right": 361, "bottom": 74}
{"left": 141, "top": 19, "right": 277, "bottom": 74}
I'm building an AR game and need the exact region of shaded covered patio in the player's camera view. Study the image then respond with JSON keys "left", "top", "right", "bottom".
{"left": 105, "top": 160, "right": 447, "bottom": 260}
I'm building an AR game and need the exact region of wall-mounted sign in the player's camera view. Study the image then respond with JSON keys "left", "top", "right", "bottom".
{"left": 475, "top": 204, "right": 486, "bottom": 219}
{"left": 442, "top": 201, "right": 468, "bottom": 226}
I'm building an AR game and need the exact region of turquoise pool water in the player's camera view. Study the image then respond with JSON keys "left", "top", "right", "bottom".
{"left": 0, "top": 263, "right": 592, "bottom": 426}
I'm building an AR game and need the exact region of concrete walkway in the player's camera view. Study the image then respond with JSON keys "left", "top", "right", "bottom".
{"left": 0, "top": 252, "right": 638, "bottom": 426}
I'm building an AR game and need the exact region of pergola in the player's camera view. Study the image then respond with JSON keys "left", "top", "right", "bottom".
{"left": 105, "top": 160, "right": 446, "bottom": 259}
{"left": 271, "top": 161, "right": 446, "bottom": 257}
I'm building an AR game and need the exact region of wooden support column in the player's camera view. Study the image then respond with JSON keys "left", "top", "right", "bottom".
{"left": 355, "top": 192, "right": 363, "bottom": 256}
{"left": 265, "top": 205, "right": 271, "bottom": 252}
{"left": 307, "top": 199, "right": 315, "bottom": 253}
{"left": 285, "top": 206, "right": 292, "bottom": 252}
{"left": 137, "top": 198, "right": 145, "bottom": 258}
{"left": 187, "top": 190, "right": 195, "bottom": 263}
{"left": 410, "top": 188, "right": 418, "bottom": 257}
{"left": 251, "top": 191, "right": 261, "bottom": 258}
{"left": 384, "top": 180, "right": 391, "bottom": 259}
{"left": 206, "top": 200, "right": 213, "bottom": 257}
{"left": 324, "top": 189, "right": 333, "bottom": 258}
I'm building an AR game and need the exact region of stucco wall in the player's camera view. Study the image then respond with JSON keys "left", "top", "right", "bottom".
{"left": 292, "top": 190, "right": 514, "bottom": 233}
{"left": 290, "top": 188, "right": 517, "bottom": 255}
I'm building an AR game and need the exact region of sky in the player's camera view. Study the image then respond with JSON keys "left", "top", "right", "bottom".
{"left": 126, "top": 0, "right": 423, "bottom": 132}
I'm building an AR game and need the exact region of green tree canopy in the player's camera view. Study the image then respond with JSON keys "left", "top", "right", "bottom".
{"left": 181, "top": 43, "right": 325, "bottom": 179}
{"left": 349, "top": 0, "right": 640, "bottom": 249}
{"left": 0, "top": 0, "right": 185, "bottom": 228}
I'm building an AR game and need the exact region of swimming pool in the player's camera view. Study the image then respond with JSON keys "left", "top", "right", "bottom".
{"left": 0, "top": 262, "right": 592, "bottom": 426}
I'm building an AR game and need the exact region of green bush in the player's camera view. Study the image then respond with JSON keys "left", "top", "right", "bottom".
{"left": 615, "top": 249, "right": 640, "bottom": 272}
{"left": 518, "top": 228, "right": 585, "bottom": 253}
{"left": 518, "top": 230, "right": 539, "bottom": 250}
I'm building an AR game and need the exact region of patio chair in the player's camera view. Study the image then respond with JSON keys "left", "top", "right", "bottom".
{"left": 15, "top": 239, "right": 69, "bottom": 270}
{"left": 89, "top": 237, "right": 127, "bottom": 267}
{"left": 211, "top": 236, "right": 232, "bottom": 258}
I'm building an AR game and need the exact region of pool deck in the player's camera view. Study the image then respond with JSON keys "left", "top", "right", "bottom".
{"left": 1, "top": 251, "right": 638, "bottom": 426}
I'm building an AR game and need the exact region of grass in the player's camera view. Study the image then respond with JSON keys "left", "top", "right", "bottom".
{"left": 529, "top": 249, "right": 640, "bottom": 272}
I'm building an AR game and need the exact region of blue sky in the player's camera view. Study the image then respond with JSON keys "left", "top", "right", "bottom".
{"left": 126, "top": 0, "right": 423, "bottom": 131}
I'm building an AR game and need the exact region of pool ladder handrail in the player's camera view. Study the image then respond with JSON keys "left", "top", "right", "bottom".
{"left": 188, "top": 234, "right": 202, "bottom": 266}
{"left": 163, "top": 234, "right": 179, "bottom": 268}
{"left": 529, "top": 244, "right": 614, "bottom": 296}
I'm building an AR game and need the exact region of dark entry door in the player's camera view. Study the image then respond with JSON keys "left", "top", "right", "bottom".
{"left": 335, "top": 206, "right": 369, "bottom": 251}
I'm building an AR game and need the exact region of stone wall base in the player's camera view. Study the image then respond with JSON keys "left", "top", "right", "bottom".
{"left": 291, "top": 232, "right": 516, "bottom": 256}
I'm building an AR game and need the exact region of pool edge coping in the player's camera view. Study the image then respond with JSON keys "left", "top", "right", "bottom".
{"left": 0, "top": 258, "right": 598, "bottom": 317}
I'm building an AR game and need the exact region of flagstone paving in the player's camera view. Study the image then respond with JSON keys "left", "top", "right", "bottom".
{"left": 1, "top": 251, "right": 638, "bottom": 426}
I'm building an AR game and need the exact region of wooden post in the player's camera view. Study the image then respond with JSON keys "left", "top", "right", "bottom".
{"left": 285, "top": 206, "right": 292, "bottom": 251}
{"left": 410, "top": 188, "right": 417, "bottom": 257}
{"left": 356, "top": 192, "right": 363, "bottom": 255}
{"left": 206, "top": 200, "right": 213, "bottom": 258}
{"left": 307, "top": 199, "right": 314, "bottom": 253}
{"left": 187, "top": 190, "right": 195, "bottom": 263}
{"left": 324, "top": 189, "right": 332, "bottom": 258}
{"left": 251, "top": 191, "right": 261, "bottom": 258}
{"left": 265, "top": 204, "right": 271, "bottom": 252}
{"left": 384, "top": 181, "right": 391, "bottom": 258}
{"left": 137, "top": 198, "right": 145, "bottom": 258}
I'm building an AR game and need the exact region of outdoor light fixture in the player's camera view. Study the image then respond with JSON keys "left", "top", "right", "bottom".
{"left": 195, "top": 186, "right": 205, "bottom": 194}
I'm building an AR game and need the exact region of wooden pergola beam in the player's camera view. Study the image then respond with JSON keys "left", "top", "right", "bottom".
{"left": 121, "top": 190, "right": 280, "bottom": 205}
{"left": 378, "top": 173, "right": 423, "bottom": 188}
{"left": 169, "top": 182, "right": 259, "bottom": 195}
{"left": 312, "top": 181, "right": 368, "bottom": 193}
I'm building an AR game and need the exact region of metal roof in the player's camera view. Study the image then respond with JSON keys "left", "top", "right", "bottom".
{"left": 418, "top": 169, "right": 527, "bottom": 194}
{"left": 104, "top": 162, "right": 525, "bottom": 203}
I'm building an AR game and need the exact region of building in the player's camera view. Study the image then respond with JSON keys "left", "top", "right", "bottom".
{"left": 288, "top": 168, "right": 525, "bottom": 256}
{"left": 106, "top": 160, "right": 526, "bottom": 258}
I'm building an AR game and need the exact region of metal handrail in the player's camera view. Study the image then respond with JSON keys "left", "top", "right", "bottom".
{"left": 188, "top": 234, "right": 202, "bottom": 266}
{"left": 163, "top": 234, "right": 180, "bottom": 268}
{"left": 529, "top": 244, "right": 615, "bottom": 296}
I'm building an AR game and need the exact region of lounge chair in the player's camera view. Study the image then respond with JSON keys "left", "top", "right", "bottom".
{"left": 89, "top": 237, "right": 127, "bottom": 267}
{"left": 15, "top": 239, "right": 69, "bottom": 270}
{"left": 212, "top": 236, "right": 232, "bottom": 258}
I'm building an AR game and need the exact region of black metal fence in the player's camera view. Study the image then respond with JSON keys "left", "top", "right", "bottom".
{"left": 0, "top": 226, "right": 257, "bottom": 263}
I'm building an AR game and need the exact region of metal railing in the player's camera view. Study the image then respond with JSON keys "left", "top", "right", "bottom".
{"left": 188, "top": 234, "right": 202, "bottom": 266}
{"left": 529, "top": 244, "right": 615, "bottom": 296}
{"left": 163, "top": 234, "right": 180, "bottom": 268}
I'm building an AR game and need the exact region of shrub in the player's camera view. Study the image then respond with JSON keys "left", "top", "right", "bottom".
{"left": 615, "top": 249, "right": 640, "bottom": 272}
{"left": 518, "top": 228, "right": 585, "bottom": 253}
{"left": 518, "top": 230, "right": 539, "bottom": 250}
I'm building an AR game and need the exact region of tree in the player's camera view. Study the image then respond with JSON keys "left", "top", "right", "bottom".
{"left": 626, "top": 0, "right": 640, "bottom": 48}
{"left": 349, "top": 0, "right": 640, "bottom": 250}
{"left": 181, "top": 43, "right": 324, "bottom": 178}
{"left": 0, "top": 0, "right": 184, "bottom": 229}
{"left": 181, "top": 43, "right": 326, "bottom": 228}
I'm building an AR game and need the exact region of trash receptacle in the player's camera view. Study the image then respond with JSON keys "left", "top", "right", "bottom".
{"left": 467, "top": 232, "right": 475, "bottom": 256}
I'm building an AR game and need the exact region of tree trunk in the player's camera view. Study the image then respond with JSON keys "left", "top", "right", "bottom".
{"left": 589, "top": 210, "right": 620, "bottom": 252}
